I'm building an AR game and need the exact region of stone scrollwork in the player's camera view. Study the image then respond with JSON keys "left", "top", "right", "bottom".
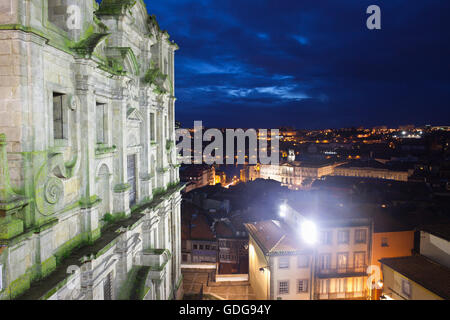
{"left": 44, "top": 177, "right": 64, "bottom": 205}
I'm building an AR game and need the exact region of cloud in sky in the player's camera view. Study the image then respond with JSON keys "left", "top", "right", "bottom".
{"left": 135, "top": 0, "right": 450, "bottom": 128}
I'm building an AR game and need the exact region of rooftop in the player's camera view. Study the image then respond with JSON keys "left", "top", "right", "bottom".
{"left": 380, "top": 255, "right": 450, "bottom": 299}
{"left": 420, "top": 224, "right": 450, "bottom": 242}
{"left": 245, "top": 220, "right": 310, "bottom": 256}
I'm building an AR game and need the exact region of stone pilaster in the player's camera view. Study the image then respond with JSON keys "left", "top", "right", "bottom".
{"left": 0, "top": 134, "right": 29, "bottom": 239}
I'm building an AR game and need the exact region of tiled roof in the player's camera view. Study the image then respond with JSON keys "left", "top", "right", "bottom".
{"left": 380, "top": 255, "right": 450, "bottom": 299}
{"left": 420, "top": 224, "right": 450, "bottom": 242}
{"left": 244, "top": 220, "right": 305, "bottom": 255}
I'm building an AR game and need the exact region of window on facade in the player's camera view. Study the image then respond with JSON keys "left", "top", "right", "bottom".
{"left": 182, "top": 255, "right": 187, "bottom": 262}
{"left": 355, "top": 229, "right": 367, "bottom": 244}
{"left": 96, "top": 102, "right": 107, "bottom": 144}
{"left": 297, "top": 280, "right": 308, "bottom": 293}
{"left": 381, "top": 237, "right": 389, "bottom": 247}
{"left": 53, "top": 92, "right": 66, "bottom": 139}
{"left": 319, "top": 279, "right": 329, "bottom": 294}
{"left": 199, "top": 245, "right": 204, "bottom": 250}
{"left": 337, "top": 230, "right": 350, "bottom": 244}
{"left": 336, "top": 278, "right": 347, "bottom": 293}
{"left": 354, "top": 277, "right": 363, "bottom": 292}
{"left": 165, "top": 115, "right": 169, "bottom": 138}
{"left": 402, "top": 279, "right": 411, "bottom": 298}
{"left": 354, "top": 252, "right": 366, "bottom": 268}
{"left": 193, "top": 244, "right": 198, "bottom": 250}
{"left": 279, "top": 257, "right": 290, "bottom": 269}
{"left": 297, "top": 255, "right": 310, "bottom": 268}
{"left": 337, "top": 253, "right": 348, "bottom": 270}
{"left": 321, "top": 231, "right": 332, "bottom": 245}
{"left": 278, "top": 281, "right": 289, "bottom": 295}
{"left": 205, "top": 245, "right": 210, "bottom": 250}
{"left": 103, "top": 272, "right": 113, "bottom": 300}
{"left": 150, "top": 113, "right": 156, "bottom": 141}
{"left": 319, "top": 254, "right": 331, "bottom": 270}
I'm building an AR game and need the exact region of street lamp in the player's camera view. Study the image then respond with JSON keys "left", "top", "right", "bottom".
{"left": 279, "top": 204, "right": 287, "bottom": 217}
{"left": 300, "top": 220, "right": 318, "bottom": 245}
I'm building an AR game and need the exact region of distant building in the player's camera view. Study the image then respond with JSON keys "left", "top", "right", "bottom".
{"left": 181, "top": 202, "right": 218, "bottom": 264}
{"left": 260, "top": 160, "right": 341, "bottom": 190}
{"left": 380, "top": 225, "right": 450, "bottom": 300}
{"left": 240, "top": 164, "right": 260, "bottom": 183}
{"left": 333, "top": 160, "right": 411, "bottom": 182}
{"left": 180, "top": 165, "right": 215, "bottom": 193}
{"left": 216, "top": 221, "right": 249, "bottom": 274}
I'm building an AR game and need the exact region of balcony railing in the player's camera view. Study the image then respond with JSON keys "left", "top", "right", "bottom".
{"left": 316, "top": 265, "right": 368, "bottom": 278}
{"left": 315, "top": 291, "right": 366, "bottom": 300}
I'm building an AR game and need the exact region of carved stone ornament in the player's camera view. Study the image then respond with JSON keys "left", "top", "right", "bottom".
{"left": 44, "top": 177, "right": 64, "bottom": 204}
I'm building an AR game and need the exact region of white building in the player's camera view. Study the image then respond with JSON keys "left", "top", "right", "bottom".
{"left": 260, "top": 160, "right": 342, "bottom": 190}
{"left": 0, "top": 0, "right": 183, "bottom": 300}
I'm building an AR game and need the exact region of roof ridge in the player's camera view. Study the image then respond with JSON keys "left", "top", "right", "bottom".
{"left": 269, "top": 234, "right": 286, "bottom": 253}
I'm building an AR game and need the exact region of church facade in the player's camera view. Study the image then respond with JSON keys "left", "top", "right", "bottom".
{"left": 0, "top": 0, "right": 183, "bottom": 300}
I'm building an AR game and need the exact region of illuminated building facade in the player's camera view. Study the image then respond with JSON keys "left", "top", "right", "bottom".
{"left": 0, "top": 0, "right": 182, "bottom": 300}
{"left": 245, "top": 203, "right": 372, "bottom": 300}
{"left": 380, "top": 225, "right": 450, "bottom": 300}
{"left": 333, "top": 160, "right": 411, "bottom": 182}
{"left": 260, "top": 161, "right": 342, "bottom": 190}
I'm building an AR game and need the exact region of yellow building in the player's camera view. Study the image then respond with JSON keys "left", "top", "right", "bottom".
{"left": 380, "top": 256, "right": 449, "bottom": 300}
{"left": 380, "top": 225, "right": 450, "bottom": 300}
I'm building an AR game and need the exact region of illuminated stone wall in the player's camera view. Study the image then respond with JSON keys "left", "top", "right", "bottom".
{"left": 0, "top": 0, "right": 182, "bottom": 300}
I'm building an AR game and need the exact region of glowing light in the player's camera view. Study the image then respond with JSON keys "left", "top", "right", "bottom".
{"left": 300, "top": 220, "right": 317, "bottom": 244}
{"left": 279, "top": 204, "right": 287, "bottom": 217}
{"left": 377, "top": 280, "right": 384, "bottom": 289}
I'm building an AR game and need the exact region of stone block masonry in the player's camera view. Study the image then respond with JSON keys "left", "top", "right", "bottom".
{"left": 0, "top": 0, "right": 183, "bottom": 300}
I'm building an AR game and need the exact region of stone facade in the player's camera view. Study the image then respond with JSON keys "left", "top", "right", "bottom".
{"left": 0, "top": 0, "right": 183, "bottom": 300}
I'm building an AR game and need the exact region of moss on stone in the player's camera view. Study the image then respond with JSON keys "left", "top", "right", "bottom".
{"left": 40, "top": 256, "right": 57, "bottom": 279}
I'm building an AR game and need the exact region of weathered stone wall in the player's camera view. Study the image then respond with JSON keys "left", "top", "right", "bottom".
{"left": 0, "top": 0, "right": 182, "bottom": 300}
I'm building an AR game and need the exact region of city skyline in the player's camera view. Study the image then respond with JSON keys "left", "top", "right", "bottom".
{"left": 146, "top": 0, "right": 450, "bottom": 129}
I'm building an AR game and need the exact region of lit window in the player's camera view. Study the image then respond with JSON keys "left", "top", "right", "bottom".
{"left": 355, "top": 229, "right": 367, "bottom": 244}
{"left": 297, "top": 255, "right": 310, "bottom": 268}
{"left": 279, "top": 257, "right": 290, "bottom": 269}
{"left": 297, "top": 280, "right": 308, "bottom": 293}
{"left": 278, "top": 281, "right": 289, "bottom": 295}
{"left": 337, "top": 230, "right": 350, "bottom": 244}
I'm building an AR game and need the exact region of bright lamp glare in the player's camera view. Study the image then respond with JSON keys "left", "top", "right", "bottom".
{"left": 301, "top": 220, "right": 317, "bottom": 244}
